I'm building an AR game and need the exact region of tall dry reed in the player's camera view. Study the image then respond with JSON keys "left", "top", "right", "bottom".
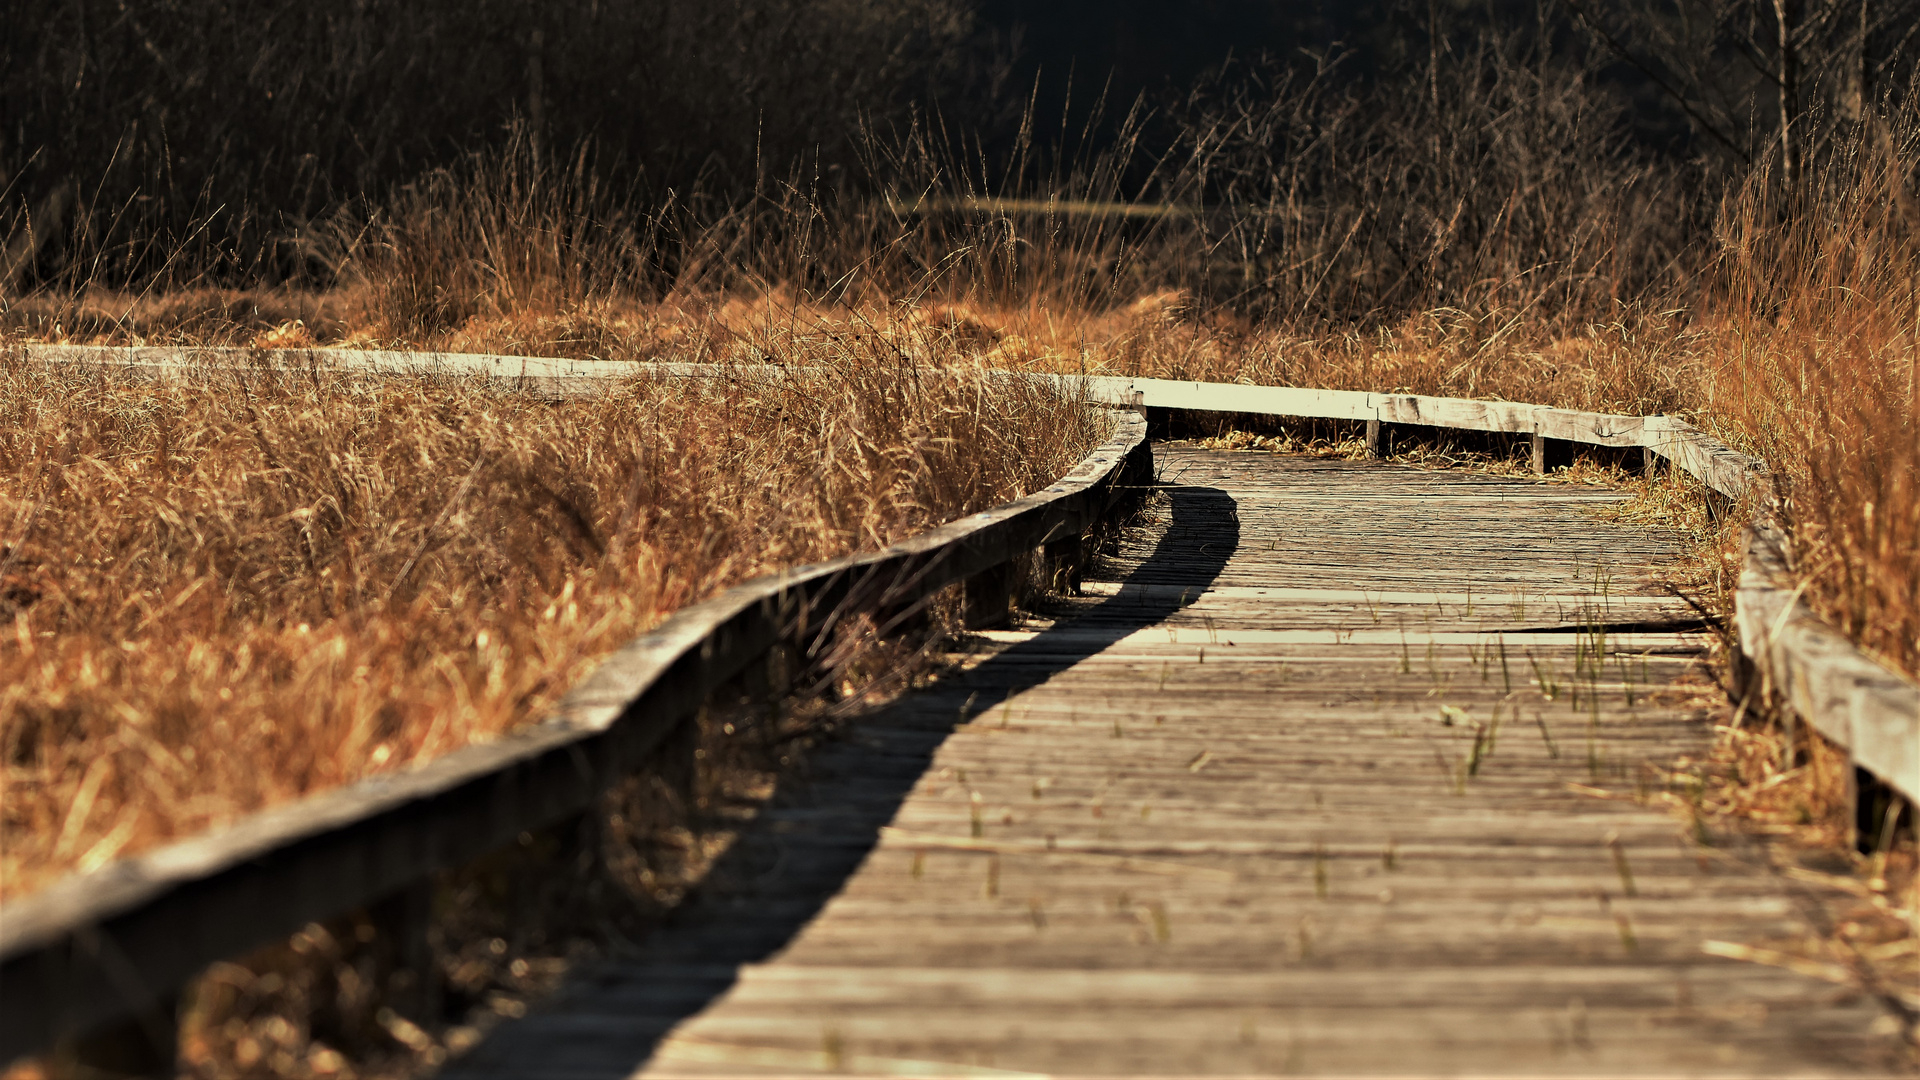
{"left": 1704, "top": 116, "right": 1920, "bottom": 679}
{"left": 0, "top": 347, "right": 1100, "bottom": 898}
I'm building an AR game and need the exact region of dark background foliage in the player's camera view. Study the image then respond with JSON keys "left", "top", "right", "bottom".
{"left": 0, "top": 0, "right": 978, "bottom": 285}
{"left": 2, "top": 0, "right": 1914, "bottom": 311}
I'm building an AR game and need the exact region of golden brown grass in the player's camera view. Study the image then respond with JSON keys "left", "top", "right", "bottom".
{"left": 8, "top": 157, "right": 1903, "bottom": 684}
{"left": 6, "top": 121, "right": 1909, "bottom": 687}
{"left": 0, "top": 346, "right": 1100, "bottom": 899}
{"left": 990, "top": 300, "right": 1706, "bottom": 418}
{"left": 1700, "top": 135, "right": 1920, "bottom": 682}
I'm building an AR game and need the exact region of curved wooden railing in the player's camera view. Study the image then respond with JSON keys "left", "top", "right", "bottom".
{"left": 2, "top": 346, "right": 1912, "bottom": 1067}
{"left": 1101, "top": 375, "right": 1914, "bottom": 807}
{"left": 0, "top": 347, "right": 1150, "bottom": 1063}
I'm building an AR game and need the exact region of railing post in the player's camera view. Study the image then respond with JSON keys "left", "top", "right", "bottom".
{"left": 49, "top": 997, "right": 179, "bottom": 1079}
{"left": 368, "top": 879, "right": 441, "bottom": 1026}
{"left": 1365, "top": 417, "right": 1384, "bottom": 459}
{"left": 1041, "top": 535, "right": 1083, "bottom": 595}
{"left": 963, "top": 562, "right": 1017, "bottom": 629}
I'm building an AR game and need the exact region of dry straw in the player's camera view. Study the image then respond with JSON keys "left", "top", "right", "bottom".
{"left": 0, "top": 343, "right": 1099, "bottom": 898}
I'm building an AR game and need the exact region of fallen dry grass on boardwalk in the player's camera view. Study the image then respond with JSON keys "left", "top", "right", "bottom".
{"left": 0, "top": 351, "right": 1099, "bottom": 899}
{"left": 1662, "top": 716, "right": 1920, "bottom": 1033}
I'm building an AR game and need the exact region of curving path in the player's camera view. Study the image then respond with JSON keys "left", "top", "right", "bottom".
{"left": 447, "top": 447, "right": 1909, "bottom": 1077}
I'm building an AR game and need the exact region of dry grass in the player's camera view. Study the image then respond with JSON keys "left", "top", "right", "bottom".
{"left": 5, "top": 124, "right": 1902, "bottom": 674}
{"left": 3, "top": 18, "right": 1914, "bottom": 1075}
{"left": 1, "top": 56, "right": 1912, "bottom": 1068}
{"left": 0, "top": 345, "right": 1100, "bottom": 899}
{"left": 1699, "top": 128, "right": 1920, "bottom": 682}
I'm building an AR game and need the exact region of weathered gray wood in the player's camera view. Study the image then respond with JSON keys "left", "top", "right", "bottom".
{"left": 17, "top": 343, "right": 658, "bottom": 398}
{"left": 1640, "top": 417, "right": 1768, "bottom": 503}
{"left": 0, "top": 400, "right": 1148, "bottom": 1065}
{"left": 1737, "top": 518, "right": 1919, "bottom": 803}
{"left": 1099, "top": 378, "right": 1376, "bottom": 422}
{"left": 444, "top": 449, "right": 1910, "bottom": 1078}
{"left": 1526, "top": 407, "right": 1650, "bottom": 448}
{"left": 963, "top": 561, "right": 1019, "bottom": 630}
{"left": 1039, "top": 536, "right": 1082, "bottom": 596}
{"left": 1073, "top": 376, "right": 1650, "bottom": 451}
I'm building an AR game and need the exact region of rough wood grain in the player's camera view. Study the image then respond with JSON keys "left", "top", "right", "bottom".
{"left": 1737, "top": 520, "right": 1920, "bottom": 801}
{"left": 446, "top": 449, "right": 1911, "bottom": 1078}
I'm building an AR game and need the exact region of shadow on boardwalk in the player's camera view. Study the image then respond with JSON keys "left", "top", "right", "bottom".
{"left": 445, "top": 485, "right": 1239, "bottom": 1078}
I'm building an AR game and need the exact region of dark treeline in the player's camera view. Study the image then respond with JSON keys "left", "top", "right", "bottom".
{"left": 3, "top": 0, "right": 1915, "bottom": 320}
{"left": 1, "top": 0, "right": 984, "bottom": 286}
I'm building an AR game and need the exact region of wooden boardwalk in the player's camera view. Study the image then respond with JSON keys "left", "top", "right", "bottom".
{"left": 447, "top": 448, "right": 1908, "bottom": 1077}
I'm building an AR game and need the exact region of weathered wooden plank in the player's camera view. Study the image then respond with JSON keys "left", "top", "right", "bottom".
{"left": 1531, "top": 408, "right": 1652, "bottom": 448}
{"left": 1370, "top": 393, "right": 1536, "bottom": 434}
{"left": 18, "top": 343, "right": 656, "bottom": 398}
{"left": 1079, "top": 581, "right": 1693, "bottom": 606}
{"left": 442, "top": 448, "right": 1906, "bottom": 1078}
{"left": 1736, "top": 518, "right": 1920, "bottom": 803}
{"left": 1640, "top": 417, "right": 1768, "bottom": 502}
{"left": 1084, "top": 376, "right": 1647, "bottom": 449}
{"left": 1114, "top": 377, "right": 1377, "bottom": 421}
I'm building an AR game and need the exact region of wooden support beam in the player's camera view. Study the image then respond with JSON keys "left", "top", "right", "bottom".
{"left": 962, "top": 561, "right": 1017, "bottom": 629}
{"left": 51, "top": 997, "right": 178, "bottom": 1080}
{"left": 1531, "top": 432, "right": 1547, "bottom": 476}
{"left": 1365, "top": 418, "right": 1383, "bottom": 459}
{"left": 1040, "top": 537, "right": 1082, "bottom": 595}
{"left": 368, "top": 880, "right": 440, "bottom": 1025}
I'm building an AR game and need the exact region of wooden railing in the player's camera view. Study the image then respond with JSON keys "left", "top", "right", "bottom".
{"left": 1084, "top": 375, "right": 1914, "bottom": 808}
{"left": 3, "top": 346, "right": 1912, "bottom": 1067}
{"left": 0, "top": 347, "right": 1150, "bottom": 1064}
